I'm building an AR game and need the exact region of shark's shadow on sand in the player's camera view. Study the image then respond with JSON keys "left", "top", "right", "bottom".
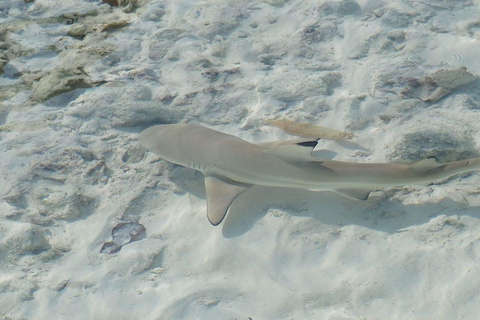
{"left": 173, "top": 167, "right": 480, "bottom": 238}
{"left": 223, "top": 186, "right": 480, "bottom": 238}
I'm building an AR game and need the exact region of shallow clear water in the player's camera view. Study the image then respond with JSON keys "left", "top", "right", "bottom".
{"left": 1, "top": 0, "right": 480, "bottom": 319}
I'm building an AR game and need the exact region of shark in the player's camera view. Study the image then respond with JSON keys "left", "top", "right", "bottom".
{"left": 139, "top": 123, "right": 480, "bottom": 226}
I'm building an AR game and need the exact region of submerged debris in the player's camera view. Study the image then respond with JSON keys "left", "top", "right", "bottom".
{"left": 102, "top": 0, "right": 142, "bottom": 11}
{"left": 401, "top": 66, "right": 478, "bottom": 102}
{"left": 100, "top": 222, "right": 146, "bottom": 254}
{"left": 31, "top": 70, "right": 96, "bottom": 103}
{"left": 0, "top": 5, "right": 136, "bottom": 107}
{"left": 103, "top": 0, "right": 121, "bottom": 5}
{"left": 265, "top": 119, "right": 354, "bottom": 141}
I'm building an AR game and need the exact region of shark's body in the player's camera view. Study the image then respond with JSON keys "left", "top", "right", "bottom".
{"left": 139, "top": 123, "right": 480, "bottom": 225}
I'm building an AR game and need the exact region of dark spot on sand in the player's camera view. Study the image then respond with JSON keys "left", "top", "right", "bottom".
{"left": 100, "top": 222, "right": 146, "bottom": 254}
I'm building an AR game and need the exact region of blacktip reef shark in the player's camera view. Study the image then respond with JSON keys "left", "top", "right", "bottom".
{"left": 139, "top": 123, "right": 480, "bottom": 226}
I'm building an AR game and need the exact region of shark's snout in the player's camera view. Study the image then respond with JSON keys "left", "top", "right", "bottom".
{"left": 138, "top": 124, "right": 174, "bottom": 152}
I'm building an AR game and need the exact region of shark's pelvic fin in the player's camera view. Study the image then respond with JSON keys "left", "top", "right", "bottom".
{"left": 335, "top": 188, "right": 373, "bottom": 200}
{"left": 205, "top": 176, "right": 251, "bottom": 226}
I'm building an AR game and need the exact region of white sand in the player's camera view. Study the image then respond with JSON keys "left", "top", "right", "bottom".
{"left": 2, "top": 0, "right": 480, "bottom": 319}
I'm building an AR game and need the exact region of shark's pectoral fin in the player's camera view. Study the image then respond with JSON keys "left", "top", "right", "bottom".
{"left": 205, "top": 176, "right": 251, "bottom": 226}
{"left": 335, "top": 188, "right": 372, "bottom": 200}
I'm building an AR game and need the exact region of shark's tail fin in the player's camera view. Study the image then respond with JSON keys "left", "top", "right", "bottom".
{"left": 412, "top": 156, "right": 480, "bottom": 179}
{"left": 443, "top": 157, "right": 480, "bottom": 175}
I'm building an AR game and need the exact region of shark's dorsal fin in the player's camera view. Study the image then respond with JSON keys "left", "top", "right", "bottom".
{"left": 205, "top": 176, "right": 251, "bottom": 226}
{"left": 259, "top": 138, "right": 319, "bottom": 149}
{"left": 262, "top": 139, "right": 322, "bottom": 162}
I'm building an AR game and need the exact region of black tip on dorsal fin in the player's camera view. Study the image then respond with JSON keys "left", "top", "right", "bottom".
{"left": 296, "top": 140, "right": 319, "bottom": 148}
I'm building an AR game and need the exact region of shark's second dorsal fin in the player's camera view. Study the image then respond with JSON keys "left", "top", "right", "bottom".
{"left": 412, "top": 157, "right": 438, "bottom": 166}
{"left": 410, "top": 157, "right": 447, "bottom": 175}
{"left": 411, "top": 157, "right": 440, "bottom": 170}
{"left": 205, "top": 176, "right": 251, "bottom": 226}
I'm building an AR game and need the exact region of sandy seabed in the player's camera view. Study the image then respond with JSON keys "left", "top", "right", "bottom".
{"left": 2, "top": 0, "right": 480, "bottom": 319}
